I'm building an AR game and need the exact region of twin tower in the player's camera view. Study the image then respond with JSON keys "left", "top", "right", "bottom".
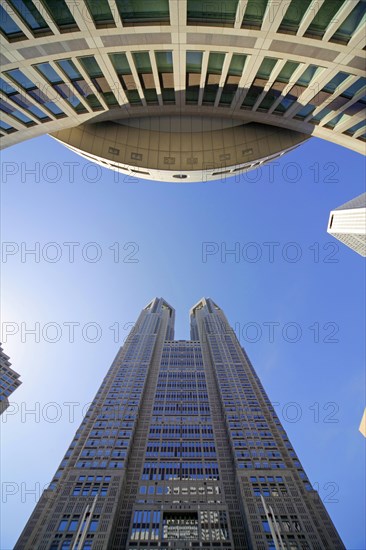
{"left": 15, "top": 298, "right": 344, "bottom": 549}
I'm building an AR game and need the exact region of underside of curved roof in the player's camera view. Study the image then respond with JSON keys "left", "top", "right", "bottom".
{"left": 1, "top": 0, "right": 365, "bottom": 179}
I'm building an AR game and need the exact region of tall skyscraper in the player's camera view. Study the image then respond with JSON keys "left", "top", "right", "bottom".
{"left": 0, "top": 343, "right": 21, "bottom": 415}
{"left": 1, "top": 0, "right": 365, "bottom": 182}
{"left": 15, "top": 298, "right": 344, "bottom": 549}
{"left": 327, "top": 192, "right": 366, "bottom": 257}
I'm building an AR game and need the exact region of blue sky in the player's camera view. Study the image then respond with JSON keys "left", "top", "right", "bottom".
{"left": 1, "top": 134, "right": 365, "bottom": 549}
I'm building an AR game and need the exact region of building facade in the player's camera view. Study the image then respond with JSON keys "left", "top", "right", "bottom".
{"left": 327, "top": 192, "right": 366, "bottom": 256}
{"left": 0, "top": 0, "right": 365, "bottom": 181}
{"left": 0, "top": 343, "right": 21, "bottom": 414}
{"left": 15, "top": 298, "right": 344, "bottom": 549}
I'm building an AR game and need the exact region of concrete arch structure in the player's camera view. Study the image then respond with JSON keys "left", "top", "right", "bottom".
{"left": 1, "top": 0, "right": 365, "bottom": 181}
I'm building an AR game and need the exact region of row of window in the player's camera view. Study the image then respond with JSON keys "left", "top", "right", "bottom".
{"left": 142, "top": 461, "right": 220, "bottom": 480}
{"left": 139, "top": 484, "right": 221, "bottom": 496}
{"left": 1, "top": 51, "right": 364, "bottom": 139}
{"left": 1, "top": 0, "right": 364, "bottom": 46}
{"left": 130, "top": 509, "right": 229, "bottom": 542}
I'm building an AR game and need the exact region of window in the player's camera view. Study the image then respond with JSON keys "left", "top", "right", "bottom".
{"left": 187, "top": 0, "right": 239, "bottom": 26}
{"left": 78, "top": 56, "right": 118, "bottom": 106}
{"left": 85, "top": 0, "right": 115, "bottom": 27}
{"left": 323, "top": 72, "right": 350, "bottom": 93}
{"left": 203, "top": 52, "right": 225, "bottom": 104}
{"left": 0, "top": 98, "right": 35, "bottom": 125}
{"left": 69, "top": 520, "right": 78, "bottom": 531}
{"left": 0, "top": 5, "right": 25, "bottom": 39}
{"left": 242, "top": 0, "right": 269, "bottom": 29}
{"left": 116, "top": 0, "right": 170, "bottom": 25}
{"left": 89, "top": 520, "right": 99, "bottom": 532}
{"left": 156, "top": 51, "right": 175, "bottom": 104}
{"left": 278, "top": 0, "right": 312, "bottom": 34}
{"left": 40, "top": 0, "right": 78, "bottom": 31}
{"left": 330, "top": 1, "right": 366, "bottom": 44}
{"left": 58, "top": 520, "right": 68, "bottom": 531}
{"left": 186, "top": 51, "right": 203, "bottom": 104}
{"left": 7, "top": 0, "right": 50, "bottom": 33}
{"left": 262, "top": 520, "right": 271, "bottom": 533}
{"left": 163, "top": 511, "right": 199, "bottom": 540}
{"left": 257, "top": 58, "right": 277, "bottom": 80}
{"left": 304, "top": 0, "right": 346, "bottom": 40}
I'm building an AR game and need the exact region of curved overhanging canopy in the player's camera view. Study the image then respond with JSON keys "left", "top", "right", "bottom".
{"left": 0, "top": 0, "right": 365, "bottom": 182}
{"left": 51, "top": 116, "right": 308, "bottom": 182}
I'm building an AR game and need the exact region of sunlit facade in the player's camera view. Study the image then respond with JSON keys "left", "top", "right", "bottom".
{"left": 0, "top": 343, "right": 21, "bottom": 415}
{"left": 0, "top": 0, "right": 365, "bottom": 181}
{"left": 327, "top": 192, "right": 366, "bottom": 256}
{"left": 15, "top": 298, "right": 344, "bottom": 549}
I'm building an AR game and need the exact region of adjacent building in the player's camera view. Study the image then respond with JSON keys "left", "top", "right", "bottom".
{"left": 0, "top": 343, "right": 21, "bottom": 414}
{"left": 15, "top": 298, "right": 344, "bottom": 549}
{"left": 0, "top": 0, "right": 365, "bottom": 182}
{"left": 327, "top": 192, "right": 366, "bottom": 256}
{"left": 359, "top": 408, "right": 366, "bottom": 438}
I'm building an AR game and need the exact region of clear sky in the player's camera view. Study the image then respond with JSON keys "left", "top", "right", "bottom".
{"left": 1, "top": 134, "right": 365, "bottom": 549}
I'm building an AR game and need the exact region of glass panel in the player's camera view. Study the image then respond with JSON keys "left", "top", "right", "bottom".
{"left": 41, "top": 0, "right": 77, "bottom": 28}
{"left": 56, "top": 59, "right": 82, "bottom": 81}
{"left": 257, "top": 58, "right": 277, "bottom": 80}
{"left": 187, "top": 0, "right": 239, "bottom": 25}
{"left": 228, "top": 54, "right": 246, "bottom": 76}
{"left": 8, "top": 0, "right": 49, "bottom": 31}
{"left": 85, "top": 0, "right": 114, "bottom": 25}
{"left": 110, "top": 53, "right": 131, "bottom": 74}
{"left": 331, "top": 0, "right": 366, "bottom": 44}
{"left": 325, "top": 112, "right": 350, "bottom": 129}
{"left": 133, "top": 52, "right": 152, "bottom": 73}
{"left": 276, "top": 61, "right": 299, "bottom": 83}
{"left": 242, "top": 0, "right": 269, "bottom": 29}
{"left": 344, "top": 119, "right": 366, "bottom": 135}
{"left": 257, "top": 91, "right": 279, "bottom": 111}
{"left": 79, "top": 57, "right": 117, "bottom": 107}
{"left": 311, "top": 106, "right": 333, "bottom": 123}
{"left": 116, "top": 0, "right": 170, "bottom": 24}
{"left": 34, "top": 63, "right": 63, "bottom": 84}
{"left": 5, "top": 69, "right": 35, "bottom": 89}
{"left": 4, "top": 71, "right": 65, "bottom": 116}
{"left": 278, "top": 0, "right": 312, "bottom": 34}
{"left": 0, "top": 5, "right": 25, "bottom": 37}
{"left": 156, "top": 51, "right": 173, "bottom": 72}
{"left": 186, "top": 51, "right": 202, "bottom": 104}
{"left": 11, "top": 94, "right": 49, "bottom": 119}
{"left": 0, "top": 99, "right": 34, "bottom": 123}
{"left": 274, "top": 97, "right": 296, "bottom": 113}
{"left": 304, "top": 0, "right": 346, "bottom": 39}
{"left": 207, "top": 53, "right": 225, "bottom": 74}
{"left": 0, "top": 77, "right": 17, "bottom": 94}
{"left": 297, "top": 65, "right": 321, "bottom": 87}
{"left": 322, "top": 71, "right": 350, "bottom": 93}
{"left": 35, "top": 63, "right": 88, "bottom": 113}
{"left": 126, "top": 90, "right": 142, "bottom": 104}
{"left": 342, "top": 77, "right": 366, "bottom": 99}
{"left": 186, "top": 51, "right": 203, "bottom": 73}
{"left": 28, "top": 90, "right": 64, "bottom": 116}
{"left": 156, "top": 52, "right": 174, "bottom": 104}
{"left": 78, "top": 57, "right": 103, "bottom": 78}
{"left": 241, "top": 86, "right": 263, "bottom": 108}
{"left": 294, "top": 103, "right": 316, "bottom": 119}
{"left": 0, "top": 120, "right": 13, "bottom": 131}
{"left": 144, "top": 88, "right": 158, "bottom": 104}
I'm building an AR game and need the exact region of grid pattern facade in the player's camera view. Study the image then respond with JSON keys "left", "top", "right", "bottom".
{"left": 327, "top": 192, "right": 366, "bottom": 256}
{"left": 0, "top": 343, "right": 21, "bottom": 415}
{"left": 0, "top": 0, "right": 365, "bottom": 180}
{"left": 15, "top": 298, "right": 344, "bottom": 549}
